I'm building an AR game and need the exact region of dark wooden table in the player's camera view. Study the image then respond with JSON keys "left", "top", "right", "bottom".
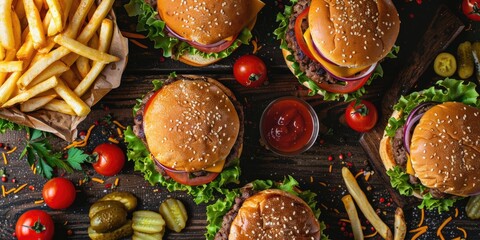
{"left": 1, "top": 0, "right": 479, "bottom": 239}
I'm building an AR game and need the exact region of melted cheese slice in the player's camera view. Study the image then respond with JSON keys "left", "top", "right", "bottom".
{"left": 406, "top": 154, "right": 415, "bottom": 175}
{"left": 204, "top": 159, "right": 226, "bottom": 173}
{"left": 222, "top": 0, "right": 264, "bottom": 42}
{"left": 303, "top": 28, "right": 367, "bottom": 77}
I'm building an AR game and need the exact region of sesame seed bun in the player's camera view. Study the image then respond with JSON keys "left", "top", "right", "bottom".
{"left": 143, "top": 76, "right": 240, "bottom": 172}
{"left": 309, "top": 0, "right": 400, "bottom": 68}
{"left": 410, "top": 102, "right": 480, "bottom": 196}
{"left": 229, "top": 189, "right": 321, "bottom": 240}
{"left": 157, "top": 0, "right": 263, "bottom": 45}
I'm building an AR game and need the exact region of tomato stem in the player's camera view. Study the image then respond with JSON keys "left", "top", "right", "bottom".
{"left": 24, "top": 218, "right": 47, "bottom": 233}
{"left": 248, "top": 73, "right": 261, "bottom": 81}
{"left": 470, "top": 2, "right": 480, "bottom": 15}
{"left": 352, "top": 100, "right": 369, "bottom": 116}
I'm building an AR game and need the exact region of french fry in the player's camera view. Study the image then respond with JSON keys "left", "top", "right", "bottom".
{"left": 0, "top": 50, "right": 18, "bottom": 85}
{"left": 29, "top": 61, "right": 69, "bottom": 86}
{"left": 23, "top": 0, "right": 46, "bottom": 49}
{"left": 45, "top": 0, "right": 64, "bottom": 33}
{"left": 63, "top": 0, "right": 95, "bottom": 38}
{"left": 61, "top": 69, "right": 81, "bottom": 89}
{"left": 97, "top": 19, "right": 113, "bottom": 52}
{"left": 77, "top": 0, "right": 114, "bottom": 43}
{"left": 53, "top": 34, "right": 119, "bottom": 63}
{"left": 0, "top": 45, "right": 4, "bottom": 60}
{"left": 342, "top": 167, "right": 393, "bottom": 240}
{"left": 3, "top": 76, "right": 58, "bottom": 108}
{"left": 14, "top": 0, "right": 27, "bottom": 28}
{"left": 0, "top": 72, "right": 22, "bottom": 105}
{"left": 0, "top": 0, "right": 15, "bottom": 50}
{"left": 342, "top": 195, "right": 364, "bottom": 240}
{"left": 20, "top": 94, "right": 56, "bottom": 112}
{"left": 394, "top": 208, "right": 406, "bottom": 240}
{"left": 53, "top": 79, "right": 90, "bottom": 116}
{"left": 17, "top": 46, "right": 70, "bottom": 89}
{"left": 42, "top": 99, "right": 76, "bottom": 115}
{"left": 0, "top": 61, "right": 24, "bottom": 72}
{"left": 76, "top": 56, "right": 90, "bottom": 78}
{"left": 89, "top": 33, "right": 99, "bottom": 50}
{"left": 11, "top": 12, "right": 22, "bottom": 50}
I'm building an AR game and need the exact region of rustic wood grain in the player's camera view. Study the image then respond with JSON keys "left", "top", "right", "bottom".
{"left": 360, "top": 5, "right": 465, "bottom": 207}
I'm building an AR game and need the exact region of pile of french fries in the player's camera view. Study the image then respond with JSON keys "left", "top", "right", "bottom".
{"left": 0, "top": 0, "right": 119, "bottom": 117}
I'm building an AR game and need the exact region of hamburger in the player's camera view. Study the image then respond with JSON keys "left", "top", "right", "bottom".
{"left": 379, "top": 78, "right": 480, "bottom": 212}
{"left": 124, "top": 0, "right": 265, "bottom": 66}
{"left": 207, "top": 177, "right": 327, "bottom": 240}
{"left": 125, "top": 75, "right": 244, "bottom": 201}
{"left": 275, "top": 0, "right": 400, "bottom": 100}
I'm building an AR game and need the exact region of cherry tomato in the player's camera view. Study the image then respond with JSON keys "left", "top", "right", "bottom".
{"left": 42, "top": 177, "right": 76, "bottom": 209}
{"left": 164, "top": 169, "right": 219, "bottom": 186}
{"left": 345, "top": 100, "right": 378, "bottom": 132}
{"left": 92, "top": 143, "right": 126, "bottom": 176}
{"left": 16, "top": 210, "right": 54, "bottom": 240}
{"left": 233, "top": 55, "right": 267, "bottom": 87}
{"left": 462, "top": 0, "right": 480, "bottom": 21}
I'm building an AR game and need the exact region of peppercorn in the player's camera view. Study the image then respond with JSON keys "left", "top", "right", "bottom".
{"left": 28, "top": 185, "right": 35, "bottom": 191}
{"left": 1, "top": 175, "right": 7, "bottom": 182}
{"left": 339, "top": 153, "right": 344, "bottom": 160}
{"left": 328, "top": 155, "right": 333, "bottom": 161}
{"left": 379, "top": 197, "right": 385, "bottom": 203}
{"left": 67, "top": 229, "right": 73, "bottom": 236}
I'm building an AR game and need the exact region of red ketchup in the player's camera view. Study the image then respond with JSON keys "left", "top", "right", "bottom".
{"left": 261, "top": 97, "right": 318, "bottom": 155}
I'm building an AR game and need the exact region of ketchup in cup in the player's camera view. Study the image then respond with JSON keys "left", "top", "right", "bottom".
{"left": 260, "top": 97, "right": 319, "bottom": 155}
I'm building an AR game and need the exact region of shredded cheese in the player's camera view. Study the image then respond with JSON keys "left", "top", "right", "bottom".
{"left": 91, "top": 177, "right": 104, "bottom": 184}
{"left": 33, "top": 166, "right": 37, "bottom": 175}
{"left": 452, "top": 237, "right": 461, "bottom": 240}
{"left": 320, "top": 203, "right": 328, "bottom": 210}
{"left": 5, "top": 187, "right": 16, "bottom": 195}
{"left": 364, "top": 172, "right": 371, "bottom": 181}
{"left": 457, "top": 227, "right": 467, "bottom": 239}
{"left": 364, "top": 231, "right": 377, "bottom": 238}
{"left": 108, "top": 137, "right": 119, "bottom": 144}
{"left": 129, "top": 39, "right": 148, "bottom": 49}
{"left": 319, "top": 181, "right": 327, "bottom": 187}
{"left": 13, "top": 183, "right": 28, "bottom": 194}
{"left": 339, "top": 218, "right": 351, "bottom": 223}
{"left": 65, "top": 125, "right": 95, "bottom": 149}
{"left": 455, "top": 208, "right": 459, "bottom": 218}
{"left": 114, "top": 178, "right": 119, "bottom": 186}
{"left": 354, "top": 171, "right": 364, "bottom": 179}
{"left": 34, "top": 200, "right": 44, "bottom": 204}
{"left": 409, "top": 226, "right": 428, "bottom": 233}
{"left": 437, "top": 216, "right": 452, "bottom": 240}
{"left": 252, "top": 40, "right": 258, "bottom": 54}
{"left": 2, "top": 185, "right": 5, "bottom": 197}
{"left": 113, "top": 120, "right": 126, "bottom": 129}
{"left": 310, "top": 176, "right": 313, "bottom": 183}
{"left": 6, "top": 146, "right": 17, "bottom": 154}
{"left": 116, "top": 128, "right": 123, "bottom": 138}
{"left": 329, "top": 165, "right": 332, "bottom": 173}
{"left": 120, "top": 31, "right": 147, "bottom": 39}
{"left": 417, "top": 208, "right": 425, "bottom": 227}
{"left": 411, "top": 227, "right": 428, "bottom": 240}
{"left": 2, "top": 152, "right": 7, "bottom": 165}
{"left": 333, "top": 208, "right": 340, "bottom": 214}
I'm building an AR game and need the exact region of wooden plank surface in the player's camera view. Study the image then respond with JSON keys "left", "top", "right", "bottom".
{"left": 0, "top": 0, "right": 479, "bottom": 240}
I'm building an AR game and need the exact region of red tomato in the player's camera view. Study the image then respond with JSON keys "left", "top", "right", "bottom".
{"left": 42, "top": 177, "right": 76, "bottom": 209}
{"left": 92, "top": 143, "right": 125, "bottom": 176}
{"left": 233, "top": 55, "right": 267, "bottom": 87}
{"left": 462, "top": 0, "right": 480, "bottom": 21}
{"left": 16, "top": 210, "right": 54, "bottom": 240}
{"left": 345, "top": 100, "right": 378, "bottom": 132}
{"left": 317, "top": 73, "right": 371, "bottom": 94}
{"left": 294, "top": 7, "right": 316, "bottom": 61}
{"left": 164, "top": 169, "right": 219, "bottom": 186}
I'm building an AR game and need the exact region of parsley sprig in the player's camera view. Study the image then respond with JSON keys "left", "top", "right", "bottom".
{"left": 20, "top": 128, "right": 91, "bottom": 179}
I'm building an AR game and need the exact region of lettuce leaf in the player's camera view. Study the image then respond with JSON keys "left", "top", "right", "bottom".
{"left": 387, "top": 166, "right": 458, "bottom": 213}
{"left": 124, "top": 0, "right": 251, "bottom": 60}
{"left": 385, "top": 78, "right": 480, "bottom": 137}
{"left": 0, "top": 119, "right": 25, "bottom": 133}
{"left": 273, "top": 0, "right": 395, "bottom": 101}
{"left": 205, "top": 176, "right": 328, "bottom": 240}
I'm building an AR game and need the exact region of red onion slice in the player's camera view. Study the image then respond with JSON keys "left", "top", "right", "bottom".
{"left": 164, "top": 24, "right": 229, "bottom": 48}
{"left": 405, "top": 102, "right": 435, "bottom": 127}
{"left": 154, "top": 158, "right": 186, "bottom": 173}
{"left": 403, "top": 113, "right": 424, "bottom": 154}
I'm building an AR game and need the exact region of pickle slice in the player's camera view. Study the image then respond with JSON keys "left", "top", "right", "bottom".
{"left": 159, "top": 198, "right": 188, "bottom": 233}
{"left": 88, "top": 220, "right": 133, "bottom": 240}
{"left": 100, "top": 192, "right": 138, "bottom": 212}
{"left": 132, "top": 210, "right": 166, "bottom": 234}
{"left": 132, "top": 229, "right": 165, "bottom": 240}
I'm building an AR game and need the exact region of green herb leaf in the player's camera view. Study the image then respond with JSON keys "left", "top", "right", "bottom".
{"left": 0, "top": 119, "right": 25, "bottom": 134}
{"left": 66, "top": 147, "right": 91, "bottom": 171}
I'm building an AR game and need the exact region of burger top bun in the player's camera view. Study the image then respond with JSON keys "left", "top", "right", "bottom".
{"left": 143, "top": 78, "right": 240, "bottom": 172}
{"left": 410, "top": 102, "right": 480, "bottom": 196}
{"left": 229, "top": 189, "right": 321, "bottom": 240}
{"left": 309, "top": 0, "right": 400, "bottom": 68}
{"left": 157, "top": 0, "right": 264, "bottom": 45}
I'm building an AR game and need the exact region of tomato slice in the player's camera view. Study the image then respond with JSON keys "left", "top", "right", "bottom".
{"left": 163, "top": 168, "right": 220, "bottom": 186}
{"left": 316, "top": 73, "right": 371, "bottom": 94}
{"left": 294, "top": 7, "right": 316, "bottom": 61}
